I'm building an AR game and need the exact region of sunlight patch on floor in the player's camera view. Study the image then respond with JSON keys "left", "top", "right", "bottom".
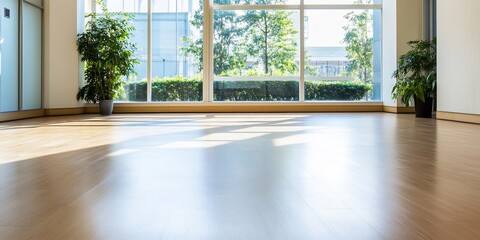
{"left": 157, "top": 141, "right": 229, "bottom": 149}
{"left": 106, "top": 148, "right": 140, "bottom": 157}
{"left": 212, "top": 114, "right": 311, "bottom": 118}
{"left": 197, "top": 117, "right": 297, "bottom": 122}
{"left": 196, "top": 133, "right": 268, "bottom": 141}
{"left": 273, "top": 121, "right": 302, "bottom": 125}
{"left": 273, "top": 134, "right": 317, "bottom": 147}
{"left": 232, "top": 126, "right": 313, "bottom": 133}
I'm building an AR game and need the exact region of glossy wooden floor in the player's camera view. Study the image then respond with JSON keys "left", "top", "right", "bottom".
{"left": 1, "top": 113, "right": 480, "bottom": 239}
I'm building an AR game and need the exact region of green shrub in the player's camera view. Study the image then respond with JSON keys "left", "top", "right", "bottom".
{"left": 123, "top": 76, "right": 202, "bottom": 102}
{"left": 152, "top": 76, "right": 203, "bottom": 101}
{"left": 214, "top": 81, "right": 299, "bottom": 101}
{"left": 123, "top": 76, "right": 371, "bottom": 102}
{"left": 305, "top": 81, "right": 372, "bottom": 101}
{"left": 123, "top": 80, "right": 147, "bottom": 101}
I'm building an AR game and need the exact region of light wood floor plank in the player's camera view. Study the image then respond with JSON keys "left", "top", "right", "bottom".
{"left": 1, "top": 113, "right": 480, "bottom": 239}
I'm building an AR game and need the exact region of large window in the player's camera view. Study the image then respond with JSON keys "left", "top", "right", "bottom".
{"left": 85, "top": 0, "right": 148, "bottom": 102}
{"left": 304, "top": 9, "right": 382, "bottom": 101}
{"left": 151, "top": 0, "right": 203, "bottom": 102}
{"left": 85, "top": 0, "right": 202, "bottom": 102}
{"left": 83, "top": 0, "right": 382, "bottom": 102}
{"left": 213, "top": 10, "right": 300, "bottom": 101}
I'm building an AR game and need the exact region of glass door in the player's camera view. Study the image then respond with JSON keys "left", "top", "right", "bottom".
{"left": 0, "top": 0, "right": 19, "bottom": 112}
{"left": 22, "top": 1, "right": 42, "bottom": 110}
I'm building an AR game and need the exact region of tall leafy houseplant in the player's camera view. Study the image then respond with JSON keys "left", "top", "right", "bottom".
{"left": 76, "top": 0, "right": 139, "bottom": 115}
{"left": 392, "top": 39, "right": 436, "bottom": 118}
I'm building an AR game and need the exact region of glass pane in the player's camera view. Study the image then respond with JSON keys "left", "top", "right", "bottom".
{"left": 304, "top": 9, "right": 381, "bottom": 101}
{"left": 214, "top": 0, "right": 299, "bottom": 5}
{"left": 0, "top": 0, "right": 19, "bottom": 112}
{"left": 122, "top": 12, "right": 148, "bottom": 102}
{"left": 305, "top": 0, "right": 381, "bottom": 4}
{"left": 213, "top": 10, "right": 300, "bottom": 101}
{"left": 90, "top": 0, "right": 148, "bottom": 102}
{"left": 102, "top": 0, "right": 147, "bottom": 12}
{"left": 151, "top": 0, "right": 203, "bottom": 102}
{"left": 22, "top": 3, "right": 42, "bottom": 110}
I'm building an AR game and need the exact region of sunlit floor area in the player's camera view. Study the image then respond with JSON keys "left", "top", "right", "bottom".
{"left": 1, "top": 113, "right": 480, "bottom": 239}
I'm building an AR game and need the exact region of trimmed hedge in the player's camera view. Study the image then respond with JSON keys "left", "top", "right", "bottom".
{"left": 305, "top": 81, "right": 371, "bottom": 101}
{"left": 123, "top": 77, "right": 371, "bottom": 101}
{"left": 214, "top": 81, "right": 299, "bottom": 101}
{"left": 123, "top": 77, "right": 202, "bottom": 102}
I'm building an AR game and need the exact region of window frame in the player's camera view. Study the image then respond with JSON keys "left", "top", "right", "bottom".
{"left": 85, "top": 0, "right": 383, "bottom": 103}
{"left": 206, "top": 1, "right": 382, "bottom": 102}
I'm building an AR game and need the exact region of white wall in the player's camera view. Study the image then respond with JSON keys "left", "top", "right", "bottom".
{"left": 437, "top": 0, "right": 480, "bottom": 115}
{"left": 383, "top": 0, "right": 424, "bottom": 107}
{"left": 396, "top": 0, "right": 423, "bottom": 56}
{"left": 44, "top": 0, "right": 83, "bottom": 109}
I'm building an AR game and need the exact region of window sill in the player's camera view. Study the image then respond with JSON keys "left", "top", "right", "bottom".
{"left": 85, "top": 101, "right": 384, "bottom": 113}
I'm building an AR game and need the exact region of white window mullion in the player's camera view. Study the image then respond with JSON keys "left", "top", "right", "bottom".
{"left": 147, "top": 0, "right": 152, "bottom": 102}
{"left": 212, "top": 4, "right": 381, "bottom": 11}
{"left": 299, "top": 0, "right": 305, "bottom": 102}
{"left": 203, "top": 0, "right": 213, "bottom": 102}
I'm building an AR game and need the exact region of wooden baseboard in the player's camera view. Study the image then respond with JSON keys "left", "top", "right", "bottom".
{"left": 383, "top": 106, "right": 415, "bottom": 114}
{"left": 437, "top": 111, "right": 480, "bottom": 124}
{"left": 44, "top": 107, "right": 85, "bottom": 116}
{"left": 1, "top": 103, "right": 430, "bottom": 122}
{"left": 0, "top": 107, "right": 85, "bottom": 122}
{"left": 0, "top": 109, "right": 45, "bottom": 122}
{"left": 85, "top": 102, "right": 384, "bottom": 113}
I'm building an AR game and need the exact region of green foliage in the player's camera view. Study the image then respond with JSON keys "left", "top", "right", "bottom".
{"left": 153, "top": 76, "right": 203, "bottom": 101}
{"left": 304, "top": 51, "right": 319, "bottom": 76}
{"left": 182, "top": 0, "right": 298, "bottom": 76}
{"left": 76, "top": 0, "right": 139, "bottom": 103}
{"left": 214, "top": 80, "right": 299, "bottom": 101}
{"left": 343, "top": 0, "right": 373, "bottom": 84}
{"left": 305, "top": 81, "right": 371, "bottom": 101}
{"left": 123, "top": 77, "right": 203, "bottom": 102}
{"left": 212, "top": 9, "right": 249, "bottom": 75}
{"left": 392, "top": 39, "right": 436, "bottom": 107}
{"left": 123, "top": 77, "right": 370, "bottom": 102}
{"left": 122, "top": 80, "right": 148, "bottom": 101}
{"left": 180, "top": 1, "right": 204, "bottom": 72}
{"left": 182, "top": 0, "right": 247, "bottom": 75}
{"left": 243, "top": 0, "right": 298, "bottom": 75}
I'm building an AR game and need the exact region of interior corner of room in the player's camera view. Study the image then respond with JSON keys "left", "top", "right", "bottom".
{"left": 1, "top": 0, "right": 479, "bottom": 124}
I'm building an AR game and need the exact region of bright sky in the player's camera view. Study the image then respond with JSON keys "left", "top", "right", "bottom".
{"left": 305, "top": 10, "right": 349, "bottom": 47}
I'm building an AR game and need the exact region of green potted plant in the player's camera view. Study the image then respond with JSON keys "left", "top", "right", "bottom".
{"left": 392, "top": 39, "right": 436, "bottom": 118}
{"left": 76, "top": 0, "right": 139, "bottom": 115}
